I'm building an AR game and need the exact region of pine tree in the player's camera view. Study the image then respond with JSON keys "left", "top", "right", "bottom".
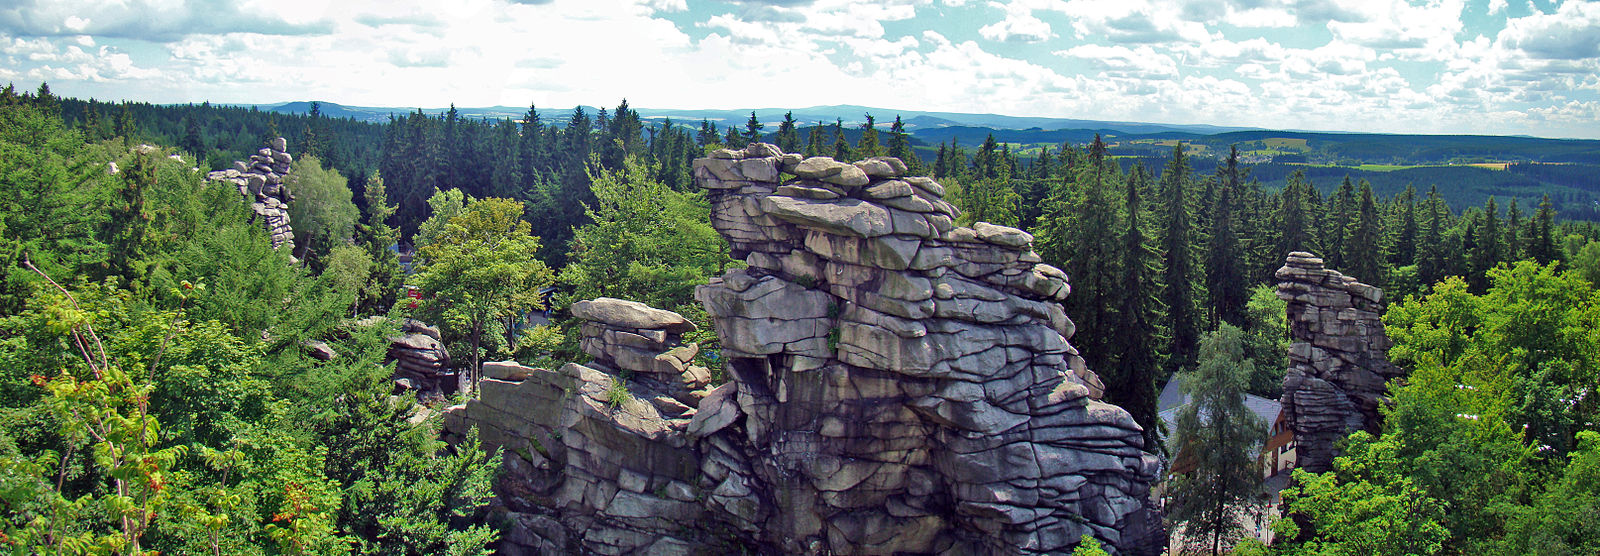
{"left": 723, "top": 125, "right": 740, "bottom": 147}
{"left": 1417, "top": 186, "right": 1449, "bottom": 287}
{"left": 1160, "top": 143, "right": 1202, "bottom": 377}
{"left": 1055, "top": 136, "right": 1122, "bottom": 382}
{"left": 1391, "top": 185, "right": 1418, "bottom": 268}
{"left": 1530, "top": 194, "right": 1558, "bottom": 263}
{"left": 1168, "top": 324, "right": 1268, "bottom": 555}
{"left": 1114, "top": 163, "right": 1166, "bottom": 450}
{"left": 697, "top": 119, "right": 718, "bottom": 147}
{"left": 856, "top": 114, "right": 884, "bottom": 158}
{"left": 1205, "top": 158, "right": 1247, "bottom": 328}
{"left": 1343, "top": 180, "right": 1383, "bottom": 285}
{"left": 302, "top": 101, "right": 325, "bottom": 159}
{"left": 1505, "top": 198, "right": 1523, "bottom": 261}
{"left": 181, "top": 116, "right": 206, "bottom": 157}
{"left": 886, "top": 115, "right": 920, "bottom": 173}
{"left": 805, "top": 122, "right": 825, "bottom": 158}
{"left": 742, "top": 111, "right": 763, "bottom": 147}
{"left": 776, "top": 111, "right": 800, "bottom": 153}
{"left": 972, "top": 134, "right": 1000, "bottom": 180}
{"left": 831, "top": 118, "right": 851, "bottom": 161}
{"left": 1468, "top": 197, "right": 1503, "bottom": 292}
{"left": 1275, "top": 170, "right": 1314, "bottom": 258}
{"left": 1326, "top": 176, "right": 1357, "bottom": 270}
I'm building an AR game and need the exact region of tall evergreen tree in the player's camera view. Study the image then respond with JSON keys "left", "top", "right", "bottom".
{"left": 1391, "top": 185, "right": 1419, "bottom": 269}
{"left": 1275, "top": 171, "right": 1315, "bottom": 258}
{"left": 1343, "top": 180, "right": 1383, "bottom": 285}
{"left": 776, "top": 111, "right": 800, "bottom": 153}
{"left": 1530, "top": 194, "right": 1558, "bottom": 263}
{"left": 1205, "top": 160, "right": 1247, "bottom": 328}
{"left": 886, "top": 115, "right": 920, "bottom": 174}
{"left": 1469, "top": 197, "right": 1503, "bottom": 292}
{"left": 1160, "top": 143, "right": 1202, "bottom": 377}
{"left": 1417, "top": 185, "right": 1450, "bottom": 287}
{"left": 805, "top": 121, "right": 825, "bottom": 158}
{"left": 1054, "top": 135, "right": 1122, "bottom": 380}
{"left": 856, "top": 114, "right": 884, "bottom": 158}
{"left": 742, "top": 111, "right": 763, "bottom": 147}
{"left": 831, "top": 118, "right": 851, "bottom": 161}
{"left": 1504, "top": 198, "right": 1523, "bottom": 261}
{"left": 1325, "top": 176, "right": 1358, "bottom": 270}
{"left": 697, "top": 119, "right": 718, "bottom": 147}
{"left": 1114, "top": 163, "right": 1166, "bottom": 450}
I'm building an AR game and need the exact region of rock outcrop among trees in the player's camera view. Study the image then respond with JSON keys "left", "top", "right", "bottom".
{"left": 1275, "top": 251, "right": 1402, "bottom": 473}
{"left": 445, "top": 145, "right": 1166, "bottom": 555}
{"left": 205, "top": 136, "right": 297, "bottom": 253}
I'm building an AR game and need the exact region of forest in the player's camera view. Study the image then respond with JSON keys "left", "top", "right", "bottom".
{"left": 1, "top": 80, "right": 1599, "bottom": 554}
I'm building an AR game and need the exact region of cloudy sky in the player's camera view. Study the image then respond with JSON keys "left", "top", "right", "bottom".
{"left": 2, "top": 0, "right": 1597, "bottom": 138}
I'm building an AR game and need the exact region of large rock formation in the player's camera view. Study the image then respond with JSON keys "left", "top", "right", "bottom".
{"left": 205, "top": 137, "right": 296, "bottom": 253}
{"left": 446, "top": 145, "right": 1165, "bottom": 555}
{"left": 1275, "top": 252, "right": 1402, "bottom": 473}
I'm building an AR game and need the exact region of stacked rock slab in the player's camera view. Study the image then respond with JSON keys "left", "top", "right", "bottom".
{"left": 1275, "top": 252, "right": 1402, "bottom": 473}
{"left": 387, "top": 319, "right": 455, "bottom": 396}
{"left": 692, "top": 144, "right": 1164, "bottom": 554}
{"left": 444, "top": 298, "right": 720, "bottom": 555}
{"left": 204, "top": 137, "right": 297, "bottom": 253}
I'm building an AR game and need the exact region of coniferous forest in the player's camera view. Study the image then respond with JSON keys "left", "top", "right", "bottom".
{"left": 2, "top": 78, "right": 1600, "bottom": 555}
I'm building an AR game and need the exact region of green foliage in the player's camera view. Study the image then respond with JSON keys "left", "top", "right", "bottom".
{"left": 1277, "top": 432, "right": 1449, "bottom": 556}
{"left": 1070, "top": 535, "right": 1111, "bottom": 556}
{"left": 605, "top": 376, "right": 632, "bottom": 410}
{"left": 947, "top": 176, "right": 1020, "bottom": 228}
{"left": 1166, "top": 324, "right": 1267, "bottom": 554}
{"left": 411, "top": 190, "right": 554, "bottom": 387}
{"left": 1241, "top": 285, "right": 1287, "bottom": 398}
{"left": 285, "top": 155, "right": 359, "bottom": 262}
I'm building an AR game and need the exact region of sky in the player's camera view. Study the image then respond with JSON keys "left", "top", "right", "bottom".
{"left": 1, "top": 0, "right": 1598, "bottom": 138}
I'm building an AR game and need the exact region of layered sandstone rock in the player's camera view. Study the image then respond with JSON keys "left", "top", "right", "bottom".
{"left": 446, "top": 145, "right": 1166, "bottom": 555}
{"left": 388, "top": 319, "right": 455, "bottom": 396}
{"left": 205, "top": 137, "right": 296, "bottom": 253}
{"left": 1276, "top": 252, "right": 1402, "bottom": 473}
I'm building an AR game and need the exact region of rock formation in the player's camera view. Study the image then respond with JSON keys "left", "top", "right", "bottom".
{"left": 205, "top": 137, "right": 296, "bottom": 253}
{"left": 445, "top": 144, "right": 1166, "bottom": 555}
{"left": 1276, "top": 252, "right": 1402, "bottom": 473}
{"left": 388, "top": 319, "right": 456, "bottom": 397}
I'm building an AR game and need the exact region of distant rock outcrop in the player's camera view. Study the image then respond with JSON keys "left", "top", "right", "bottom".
{"left": 388, "top": 319, "right": 456, "bottom": 397}
{"left": 1276, "top": 252, "right": 1402, "bottom": 473}
{"left": 444, "top": 145, "right": 1166, "bottom": 555}
{"left": 205, "top": 137, "right": 296, "bottom": 254}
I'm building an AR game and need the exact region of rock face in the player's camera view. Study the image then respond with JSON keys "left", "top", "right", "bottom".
{"left": 444, "top": 299, "right": 718, "bottom": 555}
{"left": 445, "top": 145, "right": 1165, "bottom": 555}
{"left": 388, "top": 319, "right": 456, "bottom": 397}
{"left": 205, "top": 137, "right": 296, "bottom": 254}
{"left": 1276, "top": 252, "right": 1402, "bottom": 473}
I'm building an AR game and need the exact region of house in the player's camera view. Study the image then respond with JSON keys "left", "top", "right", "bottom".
{"left": 1155, "top": 376, "right": 1297, "bottom": 549}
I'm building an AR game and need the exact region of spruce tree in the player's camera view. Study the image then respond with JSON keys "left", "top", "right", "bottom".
{"left": 1505, "top": 198, "right": 1523, "bottom": 261}
{"left": 1470, "top": 197, "right": 1503, "bottom": 292}
{"left": 1326, "top": 176, "right": 1357, "bottom": 270}
{"left": 1417, "top": 186, "right": 1449, "bottom": 287}
{"left": 831, "top": 118, "right": 851, "bottom": 161}
{"left": 1343, "top": 180, "right": 1383, "bottom": 285}
{"left": 1275, "top": 171, "right": 1314, "bottom": 258}
{"left": 742, "top": 111, "right": 763, "bottom": 147}
{"left": 857, "top": 114, "right": 884, "bottom": 158}
{"left": 1205, "top": 161, "right": 1247, "bottom": 328}
{"left": 697, "top": 119, "right": 717, "bottom": 147}
{"left": 1160, "top": 143, "right": 1201, "bottom": 377}
{"left": 886, "top": 115, "right": 920, "bottom": 173}
{"left": 1530, "top": 194, "right": 1558, "bottom": 263}
{"left": 1057, "top": 136, "right": 1122, "bottom": 381}
{"left": 805, "top": 122, "right": 825, "bottom": 158}
{"left": 776, "top": 111, "right": 800, "bottom": 153}
{"left": 1391, "top": 185, "right": 1418, "bottom": 268}
{"left": 1115, "top": 163, "right": 1166, "bottom": 450}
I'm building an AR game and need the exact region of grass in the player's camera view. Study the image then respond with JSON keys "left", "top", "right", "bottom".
{"left": 605, "top": 377, "right": 631, "bottom": 410}
{"left": 1262, "top": 137, "right": 1309, "bottom": 149}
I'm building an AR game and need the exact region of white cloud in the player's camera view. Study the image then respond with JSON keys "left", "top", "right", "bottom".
{"left": 1056, "top": 44, "right": 1177, "bottom": 78}
{"left": 1488, "top": 0, "right": 1508, "bottom": 15}
{"left": 979, "top": 2, "right": 1054, "bottom": 43}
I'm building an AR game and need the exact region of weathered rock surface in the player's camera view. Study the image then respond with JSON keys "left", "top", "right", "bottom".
{"left": 388, "top": 319, "right": 456, "bottom": 397}
{"left": 205, "top": 137, "right": 297, "bottom": 255}
{"left": 446, "top": 144, "right": 1165, "bottom": 555}
{"left": 1276, "top": 252, "right": 1402, "bottom": 473}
